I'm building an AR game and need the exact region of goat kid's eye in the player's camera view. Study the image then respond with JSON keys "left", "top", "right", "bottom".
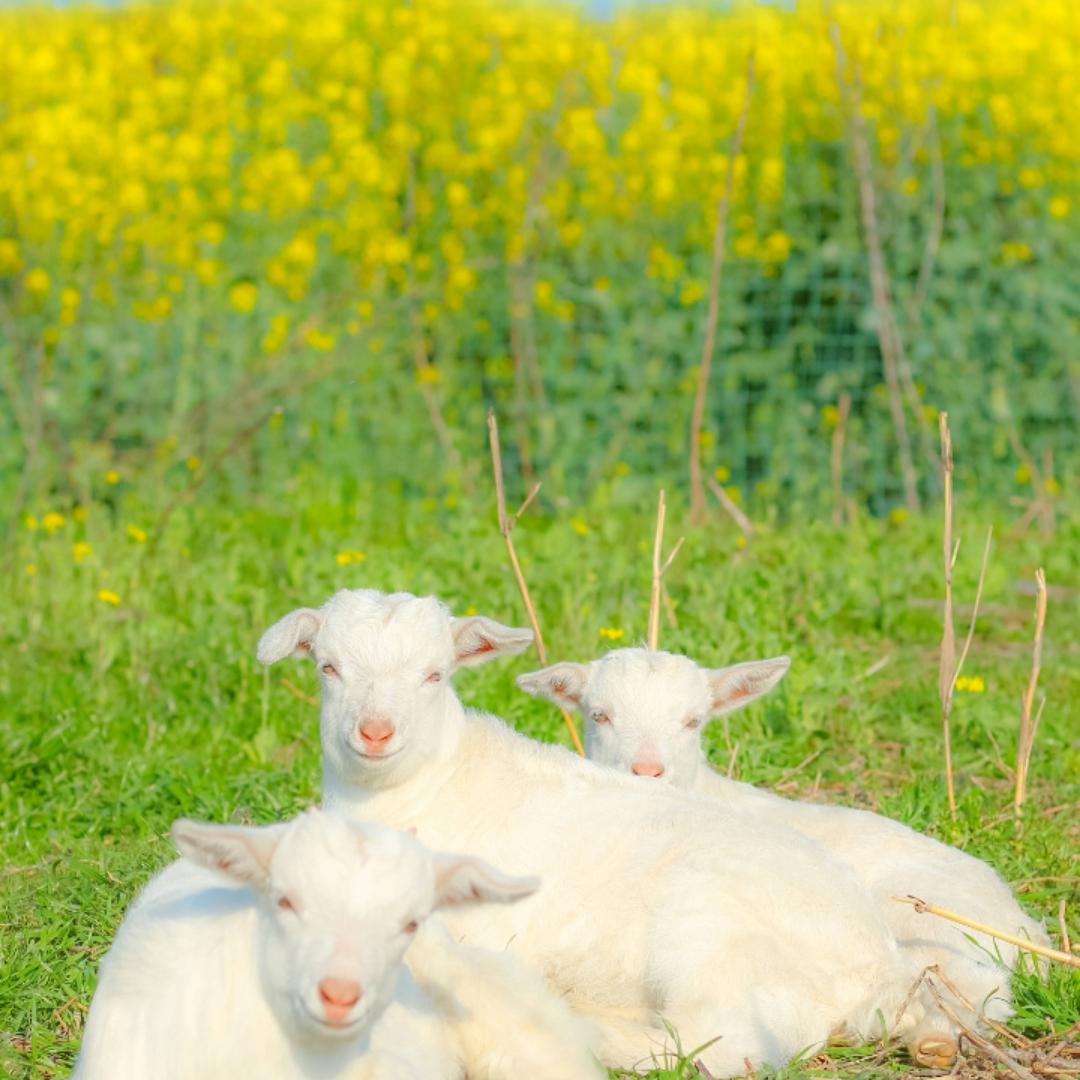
{"left": 423, "top": 671, "right": 442, "bottom": 685}
{"left": 402, "top": 919, "right": 419, "bottom": 934}
{"left": 685, "top": 717, "right": 703, "bottom": 730}
{"left": 277, "top": 896, "right": 296, "bottom": 914}
{"left": 591, "top": 710, "right": 612, "bottom": 726}
{"left": 321, "top": 663, "right": 339, "bottom": 678}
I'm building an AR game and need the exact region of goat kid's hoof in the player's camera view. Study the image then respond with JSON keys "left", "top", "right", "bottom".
{"left": 912, "top": 1034, "right": 958, "bottom": 1069}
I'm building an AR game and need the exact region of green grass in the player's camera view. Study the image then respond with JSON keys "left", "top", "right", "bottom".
{"left": 2, "top": 485, "right": 1078, "bottom": 1078}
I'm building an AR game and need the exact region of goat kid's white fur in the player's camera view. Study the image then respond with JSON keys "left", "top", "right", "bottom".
{"left": 76, "top": 808, "right": 599, "bottom": 1080}
{"left": 518, "top": 645, "right": 1050, "bottom": 1065}
{"left": 259, "top": 589, "right": 918, "bottom": 1077}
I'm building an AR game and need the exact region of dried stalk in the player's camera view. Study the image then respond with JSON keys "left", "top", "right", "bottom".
{"left": 648, "top": 490, "right": 686, "bottom": 650}
{"left": 939, "top": 413, "right": 958, "bottom": 815}
{"left": 896, "top": 896, "right": 1080, "bottom": 968}
{"left": 1059, "top": 900, "right": 1072, "bottom": 956}
{"left": 487, "top": 410, "right": 583, "bottom": 755}
{"left": 830, "top": 24, "right": 921, "bottom": 512}
{"left": 937, "top": 414, "right": 992, "bottom": 817}
{"left": 830, "top": 393, "right": 852, "bottom": 528}
{"left": 705, "top": 475, "right": 754, "bottom": 538}
{"left": 1015, "top": 568, "right": 1048, "bottom": 815}
{"left": 689, "top": 51, "right": 755, "bottom": 525}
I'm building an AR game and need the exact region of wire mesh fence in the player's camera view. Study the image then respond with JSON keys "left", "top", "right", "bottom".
{"left": 0, "top": 0, "right": 1076, "bottom": 522}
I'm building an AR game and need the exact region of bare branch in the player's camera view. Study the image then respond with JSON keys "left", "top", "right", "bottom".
{"left": 830, "top": 23, "right": 921, "bottom": 512}
{"left": 706, "top": 476, "right": 754, "bottom": 538}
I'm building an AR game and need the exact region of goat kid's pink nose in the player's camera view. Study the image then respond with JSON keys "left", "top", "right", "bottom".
{"left": 359, "top": 719, "right": 395, "bottom": 748}
{"left": 318, "top": 977, "right": 362, "bottom": 1023}
{"left": 631, "top": 761, "right": 665, "bottom": 777}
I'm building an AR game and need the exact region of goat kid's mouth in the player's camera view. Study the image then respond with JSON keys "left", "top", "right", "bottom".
{"left": 299, "top": 999, "right": 370, "bottom": 1037}
{"left": 347, "top": 741, "right": 403, "bottom": 763}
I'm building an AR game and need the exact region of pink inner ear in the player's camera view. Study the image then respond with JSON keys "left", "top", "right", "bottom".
{"left": 217, "top": 858, "right": 233, "bottom": 871}
{"left": 552, "top": 679, "right": 567, "bottom": 694}
{"left": 716, "top": 684, "right": 750, "bottom": 708}
{"left": 465, "top": 638, "right": 495, "bottom": 656}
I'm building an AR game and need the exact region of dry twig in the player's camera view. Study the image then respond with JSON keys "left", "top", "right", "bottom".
{"left": 896, "top": 896, "right": 1080, "bottom": 968}
{"left": 937, "top": 413, "right": 992, "bottom": 817}
{"left": 648, "top": 490, "right": 686, "bottom": 651}
{"left": 1015, "top": 568, "right": 1048, "bottom": 816}
{"left": 830, "top": 24, "right": 922, "bottom": 512}
{"left": 689, "top": 51, "right": 755, "bottom": 525}
{"left": 706, "top": 475, "right": 754, "bottom": 539}
{"left": 830, "top": 393, "right": 852, "bottom": 528}
{"left": 487, "top": 410, "right": 583, "bottom": 755}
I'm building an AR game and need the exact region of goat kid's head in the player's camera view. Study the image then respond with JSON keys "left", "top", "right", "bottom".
{"left": 516, "top": 648, "right": 790, "bottom": 787}
{"left": 172, "top": 809, "right": 537, "bottom": 1042}
{"left": 257, "top": 590, "right": 533, "bottom": 788}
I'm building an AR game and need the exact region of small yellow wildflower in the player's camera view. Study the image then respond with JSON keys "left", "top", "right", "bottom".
{"left": 1049, "top": 196, "right": 1070, "bottom": 219}
{"left": 736, "top": 534, "right": 747, "bottom": 549}
{"left": 105, "top": 470, "right": 120, "bottom": 485}
{"left": 416, "top": 365, "right": 442, "bottom": 386}
{"left": 822, "top": 404, "right": 841, "bottom": 429}
{"left": 72, "top": 506, "right": 88, "bottom": 522}
{"left": 954, "top": 675, "right": 985, "bottom": 693}
{"left": 464, "top": 606, "right": 478, "bottom": 616}
{"left": 304, "top": 328, "right": 337, "bottom": 351}
{"left": 24, "top": 514, "right": 38, "bottom": 531}
{"left": 42, "top": 512, "right": 65, "bottom": 533}
{"left": 97, "top": 589, "right": 122, "bottom": 606}
{"left": 569, "top": 517, "right": 589, "bottom": 536}
{"left": 127, "top": 525, "right": 148, "bottom": 543}
{"left": 598, "top": 626, "right": 625, "bottom": 641}
{"left": 1045, "top": 477, "right": 1061, "bottom": 496}
{"left": 888, "top": 507, "right": 909, "bottom": 526}
{"left": 901, "top": 177, "right": 919, "bottom": 196}
{"left": 25, "top": 267, "right": 51, "bottom": 296}
{"left": 614, "top": 461, "right": 631, "bottom": 477}
{"left": 72, "top": 541, "right": 93, "bottom": 563}
{"left": 714, "top": 465, "right": 731, "bottom": 483}
{"left": 228, "top": 281, "right": 259, "bottom": 313}
{"left": 1015, "top": 463, "right": 1031, "bottom": 484}
{"left": 335, "top": 549, "right": 366, "bottom": 565}
{"left": 186, "top": 456, "right": 201, "bottom": 472}
{"left": 25, "top": 563, "right": 37, "bottom": 576}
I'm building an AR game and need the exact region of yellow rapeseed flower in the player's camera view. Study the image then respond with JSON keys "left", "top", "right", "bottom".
{"left": 569, "top": 517, "right": 589, "bottom": 536}
{"left": 888, "top": 507, "right": 909, "bottom": 526}
{"left": 416, "top": 365, "right": 442, "bottom": 385}
{"left": 228, "top": 281, "right": 259, "bottom": 313}
{"left": 598, "top": 626, "right": 625, "bottom": 641}
{"left": 954, "top": 675, "right": 985, "bottom": 693}
{"left": 185, "top": 456, "right": 201, "bottom": 472}
{"left": 42, "top": 511, "right": 65, "bottom": 533}
{"left": 97, "top": 588, "right": 121, "bottom": 606}
{"left": 25, "top": 267, "right": 51, "bottom": 296}
{"left": 25, "top": 562, "right": 37, "bottom": 576}
{"left": 72, "top": 541, "right": 92, "bottom": 563}
{"left": 127, "top": 524, "right": 148, "bottom": 543}
{"left": 105, "top": 470, "right": 120, "bottom": 485}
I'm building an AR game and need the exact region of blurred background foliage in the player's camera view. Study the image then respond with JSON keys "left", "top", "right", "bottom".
{"left": 0, "top": 0, "right": 1077, "bottom": 524}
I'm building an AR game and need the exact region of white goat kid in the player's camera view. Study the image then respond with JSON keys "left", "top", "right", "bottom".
{"left": 75, "top": 809, "right": 543, "bottom": 1080}
{"left": 258, "top": 589, "right": 915, "bottom": 1078}
{"left": 517, "top": 646, "right": 1048, "bottom": 1068}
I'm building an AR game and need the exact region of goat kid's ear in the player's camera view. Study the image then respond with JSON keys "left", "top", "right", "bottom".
{"left": 432, "top": 853, "right": 540, "bottom": 908}
{"left": 515, "top": 662, "right": 590, "bottom": 708}
{"left": 450, "top": 616, "right": 533, "bottom": 669}
{"left": 172, "top": 819, "right": 285, "bottom": 891}
{"left": 705, "top": 656, "right": 791, "bottom": 716}
{"left": 257, "top": 608, "right": 322, "bottom": 665}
